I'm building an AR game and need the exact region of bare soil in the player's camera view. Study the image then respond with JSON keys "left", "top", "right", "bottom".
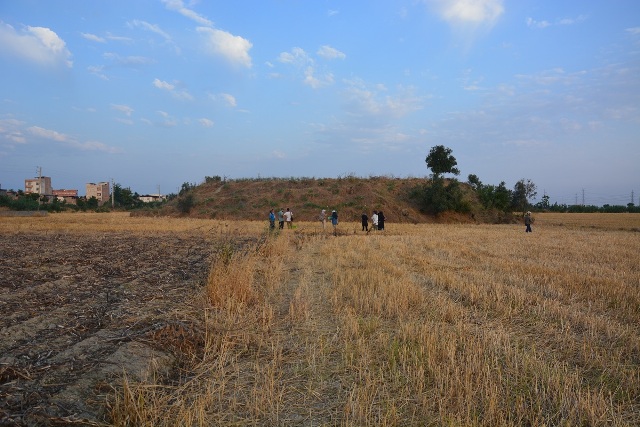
{"left": 0, "top": 231, "right": 215, "bottom": 426}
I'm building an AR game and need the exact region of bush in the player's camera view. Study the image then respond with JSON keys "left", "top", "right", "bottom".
{"left": 413, "top": 178, "right": 468, "bottom": 215}
{"left": 177, "top": 193, "right": 195, "bottom": 214}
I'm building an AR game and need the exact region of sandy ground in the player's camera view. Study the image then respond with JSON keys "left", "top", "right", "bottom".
{"left": 0, "top": 231, "right": 214, "bottom": 426}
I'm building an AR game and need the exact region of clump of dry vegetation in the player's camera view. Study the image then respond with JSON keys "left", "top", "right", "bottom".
{"left": 106, "top": 213, "right": 640, "bottom": 426}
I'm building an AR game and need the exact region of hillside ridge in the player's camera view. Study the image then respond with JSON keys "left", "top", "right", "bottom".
{"left": 156, "top": 176, "right": 487, "bottom": 224}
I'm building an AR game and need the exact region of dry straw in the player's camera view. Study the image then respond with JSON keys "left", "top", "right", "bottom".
{"left": 22, "top": 213, "right": 636, "bottom": 425}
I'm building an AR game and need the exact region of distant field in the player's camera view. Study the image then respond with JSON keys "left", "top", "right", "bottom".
{"left": 1, "top": 212, "right": 638, "bottom": 425}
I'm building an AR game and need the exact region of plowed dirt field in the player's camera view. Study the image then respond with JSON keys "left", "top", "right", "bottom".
{"left": 0, "top": 231, "right": 214, "bottom": 426}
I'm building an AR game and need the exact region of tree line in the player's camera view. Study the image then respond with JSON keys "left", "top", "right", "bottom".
{"left": 0, "top": 183, "right": 171, "bottom": 212}
{"left": 413, "top": 145, "right": 638, "bottom": 215}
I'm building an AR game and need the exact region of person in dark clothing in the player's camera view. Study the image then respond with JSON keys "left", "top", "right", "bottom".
{"left": 377, "top": 211, "right": 386, "bottom": 231}
{"left": 331, "top": 210, "right": 338, "bottom": 236}
{"left": 361, "top": 212, "right": 369, "bottom": 231}
{"left": 524, "top": 211, "right": 533, "bottom": 233}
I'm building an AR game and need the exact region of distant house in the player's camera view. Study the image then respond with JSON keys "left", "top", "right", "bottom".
{"left": 25, "top": 176, "right": 53, "bottom": 197}
{"left": 53, "top": 189, "right": 79, "bottom": 204}
{"left": 139, "top": 194, "right": 166, "bottom": 203}
{"left": 86, "top": 182, "right": 110, "bottom": 205}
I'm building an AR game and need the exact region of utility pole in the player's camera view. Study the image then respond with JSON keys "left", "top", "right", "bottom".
{"left": 582, "top": 188, "right": 585, "bottom": 206}
{"left": 37, "top": 166, "right": 42, "bottom": 211}
{"left": 111, "top": 178, "right": 115, "bottom": 208}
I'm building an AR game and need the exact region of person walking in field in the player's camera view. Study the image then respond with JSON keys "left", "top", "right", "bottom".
{"left": 319, "top": 209, "right": 327, "bottom": 229}
{"left": 278, "top": 208, "right": 285, "bottom": 229}
{"left": 371, "top": 210, "right": 378, "bottom": 231}
{"left": 361, "top": 212, "right": 369, "bottom": 232}
{"left": 331, "top": 210, "right": 338, "bottom": 235}
{"left": 524, "top": 211, "right": 533, "bottom": 233}
{"left": 377, "top": 211, "right": 386, "bottom": 231}
{"left": 269, "top": 209, "right": 276, "bottom": 230}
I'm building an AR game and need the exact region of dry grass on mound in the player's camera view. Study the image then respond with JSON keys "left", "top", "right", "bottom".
{"left": 105, "top": 215, "right": 639, "bottom": 426}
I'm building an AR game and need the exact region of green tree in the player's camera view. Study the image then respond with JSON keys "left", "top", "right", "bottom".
{"left": 512, "top": 179, "right": 537, "bottom": 214}
{"left": 177, "top": 193, "right": 195, "bottom": 214}
{"left": 86, "top": 196, "right": 99, "bottom": 210}
{"left": 113, "top": 183, "right": 141, "bottom": 208}
{"left": 425, "top": 145, "right": 460, "bottom": 179}
{"left": 467, "top": 174, "right": 512, "bottom": 212}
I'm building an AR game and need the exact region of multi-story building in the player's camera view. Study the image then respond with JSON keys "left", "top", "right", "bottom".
{"left": 25, "top": 176, "right": 53, "bottom": 196}
{"left": 53, "top": 189, "right": 79, "bottom": 204}
{"left": 86, "top": 182, "right": 110, "bottom": 204}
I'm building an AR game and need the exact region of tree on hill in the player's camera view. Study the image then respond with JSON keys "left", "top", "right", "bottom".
{"left": 425, "top": 145, "right": 460, "bottom": 179}
{"left": 415, "top": 145, "right": 467, "bottom": 215}
{"left": 511, "top": 179, "right": 537, "bottom": 214}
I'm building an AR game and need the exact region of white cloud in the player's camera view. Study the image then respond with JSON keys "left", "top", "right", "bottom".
{"left": 128, "top": 20, "right": 172, "bottom": 41}
{"left": 626, "top": 27, "right": 640, "bottom": 36}
{"left": 342, "top": 80, "right": 423, "bottom": 119}
{"left": 111, "top": 104, "right": 134, "bottom": 116}
{"left": 527, "top": 15, "right": 586, "bottom": 29}
{"left": 27, "top": 126, "right": 121, "bottom": 153}
{"left": 0, "top": 119, "right": 27, "bottom": 145}
{"left": 429, "top": 0, "right": 504, "bottom": 25}
{"left": 88, "top": 65, "right": 108, "bottom": 80}
{"left": 221, "top": 93, "right": 237, "bottom": 107}
{"left": 304, "top": 66, "right": 334, "bottom": 89}
{"left": 81, "top": 32, "right": 105, "bottom": 43}
{"left": 277, "top": 48, "right": 334, "bottom": 88}
{"left": 317, "top": 45, "right": 346, "bottom": 60}
{"left": 526, "top": 17, "right": 550, "bottom": 29}
{"left": 69, "top": 140, "right": 123, "bottom": 153}
{"left": 0, "top": 22, "right": 72, "bottom": 68}
{"left": 197, "top": 27, "right": 252, "bottom": 68}
{"left": 28, "top": 126, "right": 69, "bottom": 142}
{"left": 153, "top": 78, "right": 175, "bottom": 91}
{"left": 156, "top": 111, "right": 178, "bottom": 127}
{"left": 161, "top": 0, "right": 213, "bottom": 27}
{"left": 152, "top": 78, "right": 193, "bottom": 100}
{"left": 103, "top": 52, "right": 155, "bottom": 66}
{"left": 199, "top": 118, "right": 214, "bottom": 127}
{"left": 278, "top": 47, "right": 309, "bottom": 65}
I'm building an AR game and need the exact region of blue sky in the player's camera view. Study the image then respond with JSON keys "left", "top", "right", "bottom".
{"left": 1, "top": 0, "right": 638, "bottom": 205}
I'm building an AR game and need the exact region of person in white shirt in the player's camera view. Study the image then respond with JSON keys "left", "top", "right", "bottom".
{"left": 371, "top": 210, "right": 379, "bottom": 231}
{"left": 284, "top": 207, "right": 293, "bottom": 228}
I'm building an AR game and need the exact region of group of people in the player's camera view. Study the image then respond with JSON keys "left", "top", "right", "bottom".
{"left": 360, "top": 210, "right": 385, "bottom": 232}
{"left": 269, "top": 207, "right": 294, "bottom": 230}
{"left": 270, "top": 207, "right": 535, "bottom": 234}
{"left": 270, "top": 207, "right": 386, "bottom": 235}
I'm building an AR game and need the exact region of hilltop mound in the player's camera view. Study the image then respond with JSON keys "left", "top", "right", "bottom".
{"left": 148, "top": 176, "right": 497, "bottom": 224}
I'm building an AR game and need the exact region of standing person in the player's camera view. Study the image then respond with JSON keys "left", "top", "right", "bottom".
{"left": 371, "top": 210, "right": 379, "bottom": 231}
{"left": 377, "top": 211, "right": 386, "bottom": 231}
{"left": 269, "top": 209, "right": 276, "bottom": 230}
{"left": 319, "top": 209, "right": 327, "bottom": 229}
{"left": 361, "top": 212, "right": 369, "bottom": 232}
{"left": 284, "top": 207, "right": 293, "bottom": 229}
{"left": 331, "top": 210, "right": 338, "bottom": 235}
{"left": 278, "top": 208, "right": 285, "bottom": 229}
{"left": 524, "top": 211, "right": 533, "bottom": 233}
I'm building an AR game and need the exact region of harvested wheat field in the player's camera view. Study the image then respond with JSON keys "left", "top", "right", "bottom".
{"left": 1, "top": 212, "right": 639, "bottom": 426}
